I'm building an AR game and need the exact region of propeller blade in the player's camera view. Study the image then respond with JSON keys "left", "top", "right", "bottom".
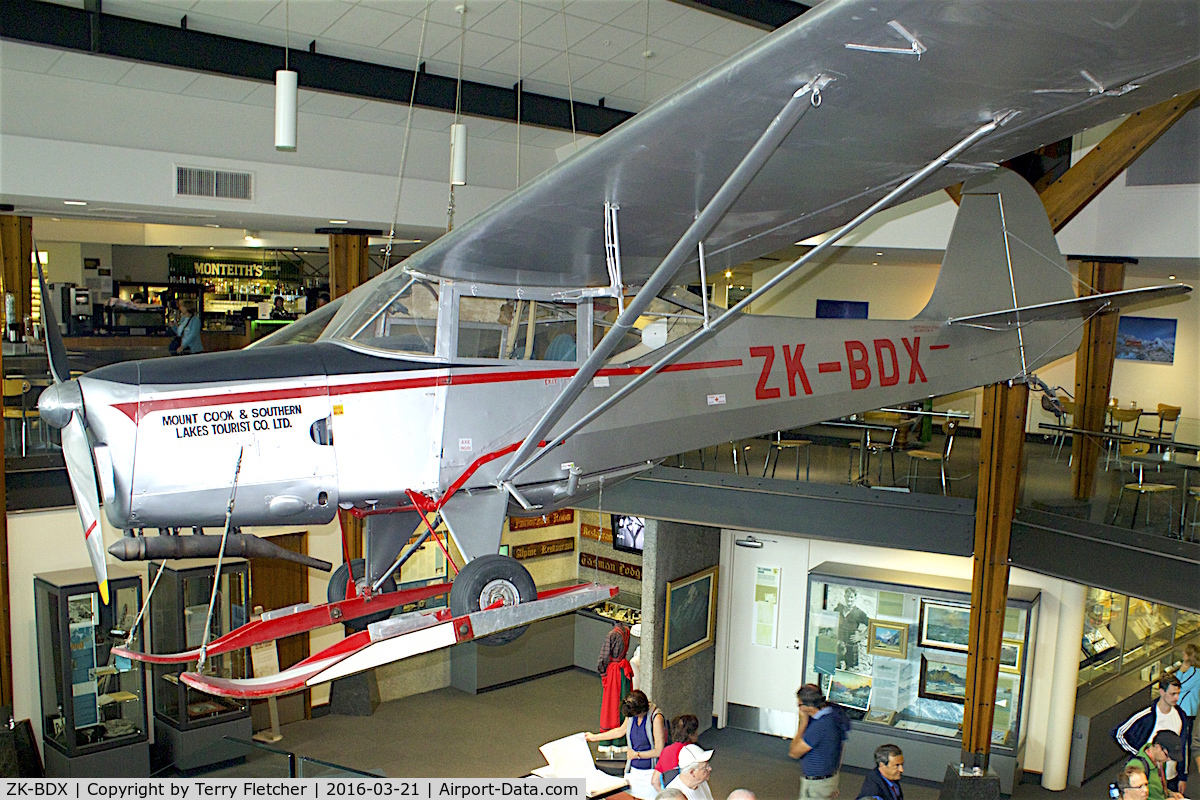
{"left": 33, "top": 244, "right": 71, "bottom": 385}
{"left": 62, "top": 414, "right": 108, "bottom": 603}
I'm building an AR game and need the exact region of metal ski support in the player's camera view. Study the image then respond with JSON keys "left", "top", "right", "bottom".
{"left": 508, "top": 116, "right": 1010, "bottom": 479}
{"left": 604, "top": 201, "right": 624, "bottom": 308}
{"left": 197, "top": 448, "right": 244, "bottom": 672}
{"left": 497, "top": 74, "right": 833, "bottom": 484}
{"left": 698, "top": 241, "right": 710, "bottom": 329}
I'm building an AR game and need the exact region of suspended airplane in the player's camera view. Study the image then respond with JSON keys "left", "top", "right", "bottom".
{"left": 33, "top": 0, "right": 1198, "bottom": 697}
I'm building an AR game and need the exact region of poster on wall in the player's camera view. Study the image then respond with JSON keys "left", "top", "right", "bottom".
{"left": 753, "top": 566, "right": 781, "bottom": 648}
{"left": 1116, "top": 316, "right": 1176, "bottom": 363}
{"left": 823, "top": 585, "right": 878, "bottom": 675}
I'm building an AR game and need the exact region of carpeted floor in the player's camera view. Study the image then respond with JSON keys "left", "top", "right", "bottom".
{"left": 215, "top": 668, "right": 1129, "bottom": 800}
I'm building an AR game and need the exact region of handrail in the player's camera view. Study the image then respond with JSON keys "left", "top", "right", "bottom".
{"left": 221, "top": 736, "right": 378, "bottom": 778}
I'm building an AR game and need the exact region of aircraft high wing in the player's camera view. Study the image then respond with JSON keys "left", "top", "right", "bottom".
{"left": 36, "top": 0, "right": 1198, "bottom": 696}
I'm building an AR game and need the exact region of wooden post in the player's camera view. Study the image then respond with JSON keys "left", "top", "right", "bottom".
{"left": 327, "top": 232, "right": 371, "bottom": 302}
{"left": 0, "top": 215, "right": 34, "bottom": 331}
{"left": 961, "top": 381, "right": 1027, "bottom": 771}
{"left": 1070, "top": 260, "right": 1127, "bottom": 501}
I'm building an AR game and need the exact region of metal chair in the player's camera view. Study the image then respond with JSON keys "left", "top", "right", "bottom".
{"left": 906, "top": 419, "right": 958, "bottom": 495}
{"left": 1153, "top": 404, "right": 1181, "bottom": 447}
{"left": 848, "top": 411, "right": 904, "bottom": 485}
{"left": 1041, "top": 395, "right": 1075, "bottom": 461}
{"left": 2, "top": 377, "right": 40, "bottom": 457}
{"left": 1188, "top": 487, "right": 1200, "bottom": 542}
{"left": 1105, "top": 407, "right": 1143, "bottom": 470}
{"left": 1110, "top": 461, "right": 1175, "bottom": 531}
{"left": 763, "top": 432, "right": 812, "bottom": 481}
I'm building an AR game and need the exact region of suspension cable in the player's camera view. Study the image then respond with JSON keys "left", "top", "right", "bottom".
{"left": 383, "top": 2, "right": 432, "bottom": 269}
{"left": 560, "top": 0, "right": 577, "bottom": 152}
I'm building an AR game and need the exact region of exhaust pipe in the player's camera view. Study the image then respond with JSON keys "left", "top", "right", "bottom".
{"left": 109, "top": 532, "right": 333, "bottom": 572}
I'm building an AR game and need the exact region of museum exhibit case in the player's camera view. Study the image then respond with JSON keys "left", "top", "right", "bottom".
{"left": 34, "top": 566, "right": 149, "bottom": 778}
{"left": 803, "top": 563, "right": 1039, "bottom": 794}
{"left": 1068, "top": 589, "right": 1200, "bottom": 786}
{"left": 148, "top": 559, "right": 252, "bottom": 771}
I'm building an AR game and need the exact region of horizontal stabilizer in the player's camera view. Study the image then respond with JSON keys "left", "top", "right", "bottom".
{"left": 947, "top": 285, "right": 1191, "bottom": 328}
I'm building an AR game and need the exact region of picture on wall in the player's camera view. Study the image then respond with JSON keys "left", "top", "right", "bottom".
{"left": 828, "top": 670, "right": 872, "bottom": 711}
{"left": 823, "top": 585, "right": 878, "bottom": 675}
{"left": 863, "top": 708, "right": 897, "bottom": 725}
{"left": 918, "top": 655, "right": 968, "bottom": 704}
{"left": 663, "top": 565, "right": 718, "bottom": 668}
{"left": 919, "top": 599, "right": 971, "bottom": 652}
{"left": 867, "top": 620, "right": 908, "bottom": 659}
{"left": 1116, "top": 316, "right": 1176, "bottom": 363}
{"left": 999, "top": 640, "right": 1023, "bottom": 674}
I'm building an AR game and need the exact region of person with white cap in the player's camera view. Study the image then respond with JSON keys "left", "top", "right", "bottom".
{"left": 666, "top": 743, "right": 715, "bottom": 800}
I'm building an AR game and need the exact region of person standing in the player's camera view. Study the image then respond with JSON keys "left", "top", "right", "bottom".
{"left": 1117, "top": 763, "right": 1150, "bottom": 800}
{"left": 1116, "top": 676, "right": 1188, "bottom": 793}
{"left": 1173, "top": 644, "right": 1198, "bottom": 794}
{"left": 655, "top": 715, "right": 700, "bottom": 791}
{"left": 1126, "top": 731, "right": 1185, "bottom": 800}
{"left": 171, "top": 299, "right": 202, "bottom": 355}
{"left": 789, "top": 684, "right": 850, "bottom": 800}
{"left": 597, "top": 622, "right": 633, "bottom": 750}
{"left": 666, "top": 744, "right": 715, "bottom": 800}
{"left": 856, "top": 744, "right": 904, "bottom": 800}
{"left": 586, "top": 690, "right": 667, "bottom": 800}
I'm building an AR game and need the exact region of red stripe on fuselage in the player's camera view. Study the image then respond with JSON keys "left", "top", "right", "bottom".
{"left": 817, "top": 362, "right": 842, "bottom": 373}
{"left": 929, "top": 344, "right": 950, "bottom": 350}
{"left": 112, "top": 359, "right": 745, "bottom": 422}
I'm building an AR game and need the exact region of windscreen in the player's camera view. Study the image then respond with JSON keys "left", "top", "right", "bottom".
{"left": 320, "top": 268, "right": 440, "bottom": 355}
{"left": 250, "top": 297, "right": 345, "bottom": 348}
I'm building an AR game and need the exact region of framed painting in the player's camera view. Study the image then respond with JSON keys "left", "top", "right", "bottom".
{"left": 999, "top": 639, "right": 1023, "bottom": 674}
{"left": 867, "top": 620, "right": 908, "bottom": 659}
{"left": 919, "top": 599, "right": 971, "bottom": 652}
{"left": 919, "top": 655, "right": 968, "bottom": 704}
{"left": 828, "top": 670, "right": 872, "bottom": 711}
{"left": 1116, "top": 316, "right": 1176, "bottom": 363}
{"left": 663, "top": 565, "right": 718, "bottom": 668}
{"left": 863, "top": 708, "right": 897, "bottom": 725}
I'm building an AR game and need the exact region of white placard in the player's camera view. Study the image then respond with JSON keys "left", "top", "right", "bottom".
{"left": 753, "top": 566, "right": 781, "bottom": 647}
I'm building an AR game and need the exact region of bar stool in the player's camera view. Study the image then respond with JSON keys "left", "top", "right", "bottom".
{"left": 3, "top": 377, "right": 40, "bottom": 457}
{"left": 1187, "top": 487, "right": 1200, "bottom": 542}
{"left": 1110, "top": 462, "right": 1175, "bottom": 531}
{"left": 763, "top": 432, "right": 812, "bottom": 481}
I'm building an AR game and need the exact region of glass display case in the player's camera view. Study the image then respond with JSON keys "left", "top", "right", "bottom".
{"left": 148, "top": 559, "right": 252, "bottom": 771}
{"left": 1078, "top": 589, "right": 1200, "bottom": 691}
{"left": 34, "top": 566, "right": 149, "bottom": 777}
{"left": 804, "top": 563, "right": 1039, "bottom": 794}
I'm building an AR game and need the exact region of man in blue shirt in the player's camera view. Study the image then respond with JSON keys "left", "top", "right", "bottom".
{"left": 789, "top": 684, "right": 850, "bottom": 800}
{"left": 857, "top": 744, "right": 904, "bottom": 800}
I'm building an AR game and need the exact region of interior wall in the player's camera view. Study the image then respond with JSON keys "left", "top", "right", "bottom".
{"left": 715, "top": 531, "right": 1080, "bottom": 776}
{"left": 750, "top": 259, "right": 941, "bottom": 320}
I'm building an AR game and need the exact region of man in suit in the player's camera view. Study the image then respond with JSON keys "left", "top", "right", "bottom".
{"left": 857, "top": 744, "right": 904, "bottom": 800}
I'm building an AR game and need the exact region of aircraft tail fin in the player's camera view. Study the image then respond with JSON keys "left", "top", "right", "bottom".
{"left": 917, "top": 168, "right": 1073, "bottom": 322}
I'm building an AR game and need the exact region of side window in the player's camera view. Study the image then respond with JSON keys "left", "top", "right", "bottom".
{"left": 458, "top": 297, "right": 579, "bottom": 361}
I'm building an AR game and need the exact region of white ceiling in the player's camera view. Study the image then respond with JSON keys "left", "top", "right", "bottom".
{"left": 35, "top": 0, "right": 771, "bottom": 119}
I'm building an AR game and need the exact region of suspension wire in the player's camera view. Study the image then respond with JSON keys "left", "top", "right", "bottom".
{"left": 447, "top": 3, "right": 468, "bottom": 231}
{"left": 383, "top": 2, "right": 432, "bottom": 269}
{"left": 515, "top": 0, "right": 523, "bottom": 188}
{"left": 284, "top": 0, "right": 290, "bottom": 71}
{"left": 124, "top": 558, "right": 167, "bottom": 647}
{"left": 560, "top": 0, "right": 577, "bottom": 151}
{"left": 642, "top": 0, "right": 650, "bottom": 106}
{"left": 1004, "top": 229, "right": 1101, "bottom": 295}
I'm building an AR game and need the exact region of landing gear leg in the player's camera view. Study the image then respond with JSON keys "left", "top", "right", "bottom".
{"left": 327, "top": 558, "right": 397, "bottom": 632}
{"left": 448, "top": 554, "right": 536, "bottom": 646}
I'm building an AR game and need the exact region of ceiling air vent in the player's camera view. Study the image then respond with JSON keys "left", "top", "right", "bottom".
{"left": 176, "top": 166, "right": 253, "bottom": 201}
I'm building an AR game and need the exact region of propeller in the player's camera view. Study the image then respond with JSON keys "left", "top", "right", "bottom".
{"left": 34, "top": 248, "right": 109, "bottom": 603}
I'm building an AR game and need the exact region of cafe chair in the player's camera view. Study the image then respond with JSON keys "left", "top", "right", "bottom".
{"left": 3, "top": 377, "right": 41, "bottom": 458}
{"left": 1153, "top": 404, "right": 1181, "bottom": 446}
{"left": 1041, "top": 395, "right": 1075, "bottom": 462}
{"left": 763, "top": 431, "right": 812, "bottom": 481}
{"left": 1188, "top": 487, "right": 1200, "bottom": 543}
{"left": 1105, "top": 407, "right": 1143, "bottom": 470}
{"left": 1110, "top": 462, "right": 1175, "bottom": 531}
{"left": 848, "top": 410, "right": 904, "bottom": 485}
{"left": 906, "top": 419, "right": 958, "bottom": 495}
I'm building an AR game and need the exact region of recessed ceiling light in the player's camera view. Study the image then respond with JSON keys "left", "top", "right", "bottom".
{"left": 1168, "top": 274, "right": 1176, "bottom": 280}
{"left": 872, "top": 262, "right": 879, "bottom": 266}
{"left": 725, "top": 270, "right": 732, "bottom": 278}
{"left": 876, "top": 252, "right": 883, "bottom": 256}
{"left": 329, "top": 219, "right": 349, "bottom": 225}
{"left": 205, "top": 223, "right": 220, "bottom": 228}
{"left": 63, "top": 200, "right": 87, "bottom": 206}
{"left": 209, "top": 246, "right": 214, "bottom": 250}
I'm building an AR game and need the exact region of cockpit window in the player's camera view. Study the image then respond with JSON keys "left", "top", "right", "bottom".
{"left": 321, "top": 270, "right": 439, "bottom": 355}
{"left": 599, "top": 296, "right": 703, "bottom": 363}
{"left": 457, "top": 297, "right": 578, "bottom": 361}
{"left": 250, "top": 296, "right": 344, "bottom": 348}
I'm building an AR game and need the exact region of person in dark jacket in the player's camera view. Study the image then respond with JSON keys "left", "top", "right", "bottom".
{"left": 1115, "top": 676, "right": 1188, "bottom": 792}
{"left": 857, "top": 744, "right": 904, "bottom": 800}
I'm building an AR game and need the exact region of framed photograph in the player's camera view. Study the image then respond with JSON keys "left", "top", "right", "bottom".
{"left": 919, "top": 655, "right": 968, "bottom": 704}
{"left": 999, "top": 639, "right": 1023, "bottom": 674}
{"left": 863, "top": 708, "right": 897, "bottom": 726}
{"left": 919, "top": 599, "right": 971, "bottom": 652}
{"left": 1116, "top": 316, "right": 1176, "bottom": 364}
{"left": 663, "top": 565, "right": 718, "bottom": 668}
{"left": 828, "top": 670, "right": 872, "bottom": 711}
{"left": 867, "top": 620, "right": 908, "bottom": 659}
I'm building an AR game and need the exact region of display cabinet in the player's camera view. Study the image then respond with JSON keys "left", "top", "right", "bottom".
{"left": 34, "top": 566, "right": 149, "bottom": 777}
{"left": 803, "top": 563, "right": 1040, "bottom": 794}
{"left": 148, "top": 559, "right": 252, "bottom": 771}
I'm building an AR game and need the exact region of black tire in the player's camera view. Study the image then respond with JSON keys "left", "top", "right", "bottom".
{"left": 448, "top": 554, "right": 536, "bottom": 646}
{"left": 327, "top": 558, "right": 397, "bottom": 632}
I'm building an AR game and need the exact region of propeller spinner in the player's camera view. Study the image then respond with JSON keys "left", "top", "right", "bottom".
{"left": 34, "top": 250, "right": 109, "bottom": 603}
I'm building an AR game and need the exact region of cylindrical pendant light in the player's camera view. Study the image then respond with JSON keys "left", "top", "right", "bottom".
{"left": 450, "top": 123, "right": 468, "bottom": 185}
{"left": 275, "top": 69, "right": 298, "bottom": 151}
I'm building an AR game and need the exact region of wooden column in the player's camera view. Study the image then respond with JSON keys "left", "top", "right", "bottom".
{"left": 0, "top": 215, "right": 34, "bottom": 329}
{"left": 1070, "top": 260, "right": 1126, "bottom": 500}
{"left": 0, "top": 344, "right": 11, "bottom": 706}
{"left": 327, "top": 232, "right": 371, "bottom": 301}
{"left": 961, "top": 381, "right": 1028, "bottom": 770}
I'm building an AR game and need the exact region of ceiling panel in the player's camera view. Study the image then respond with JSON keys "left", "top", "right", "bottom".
{"left": 299, "top": 91, "right": 369, "bottom": 118}
{"left": 47, "top": 51, "right": 135, "bottom": 84}
{"left": 481, "top": 41, "right": 561, "bottom": 80}
{"left": 378, "top": 18, "right": 463, "bottom": 59}
{"left": 349, "top": 101, "right": 413, "bottom": 126}
{"left": 118, "top": 62, "right": 200, "bottom": 93}
{"left": 655, "top": 45, "right": 725, "bottom": 81}
{"left": 470, "top": 1, "right": 557, "bottom": 38}
{"left": 609, "top": 0, "right": 687, "bottom": 36}
{"left": 564, "top": 0, "right": 631, "bottom": 25}
{"left": 694, "top": 23, "right": 766, "bottom": 56}
{"left": 523, "top": 12, "right": 602, "bottom": 51}
{"left": 524, "top": 51, "right": 604, "bottom": 88}
{"left": 571, "top": 60, "right": 643, "bottom": 97}
{"left": 607, "top": 35, "right": 683, "bottom": 71}
{"left": 568, "top": 23, "right": 645, "bottom": 61}
{"left": 188, "top": 0, "right": 279, "bottom": 25}
{"left": 429, "top": 30, "right": 515, "bottom": 70}
{"left": 0, "top": 41, "right": 64, "bottom": 74}
{"left": 181, "top": 73, "right": 259, "bottom": 102}
{"left": 319, "top": 5, "right": 408, "bottom": 48}
{"left": 653, "top": 8, "right": 727, "bottom": 45}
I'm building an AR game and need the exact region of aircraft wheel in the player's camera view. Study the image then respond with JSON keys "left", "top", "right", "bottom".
{"left": 327, "top": 558, "right": 397, "bottom": 632}
{"left": 448, "top": 554, "right": 536, "bottom": 646}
